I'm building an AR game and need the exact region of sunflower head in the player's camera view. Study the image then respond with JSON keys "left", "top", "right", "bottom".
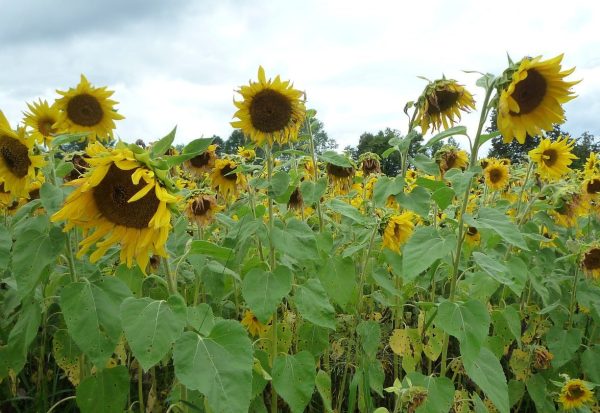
{"left": 483, "top": 159, "right": 510, "bottom": 191}
{"left": 497, "top": 54, "right": 579, "bottom": 144}
{"left": 241, "top": 310, "right": 267, "bottom": 337}
{"left": 533, "top": 346, "right": 553, "bottom": 370}
{"left": 287, "top": 186, "right": 304, "bottom": 210}
{"left": 435, "top": 145, "right": 469, "bottom": 175}
{"left": 584, "top": 152, "right": 600, "bottom": 179}
{"left": 358, "top": 152, "right": 381, "bottom": 176}
{"left": 185, "top": 193, "right": 220, "bottom": 228}
{"left": 465, "top": 226, "right": 481, "bottom": 246}
{"left": 416, "top": 78, "right": 475, "bottom": 135}
{"left": 558, "top": 379, "right": 594, "bottom": 410}
{"left": 326, "top": 163, "right": 355, "bottom": 194}
{"left": 382, "top": 212, "right": 415, "bottom": 252}
{"left": 237, "top": 147, "right": 256, "bottom": 161}
{"left": 23, "top": 99, "right": 62, "bottom": 145}
{"left": 582, "top": 247, "right": 600, "bottom": 280}
{"left": 54, "top": 75, "right": 124, "bottom": 143}
{"left": 209, "top": 158, "right": 246, "bottom": 200}
{"left": 232, "top": 66, "right": 306, "bottom": 147}
{"left": 528, "top": 136, "right": 577, "bottom": 181}
{"left": 185, "top": 144, "right": 218, "bottom": 176}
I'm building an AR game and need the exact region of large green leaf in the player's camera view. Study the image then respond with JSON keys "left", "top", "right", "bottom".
{"left": 431, "top": 186, "right": 455, "bottom": 210}
{"left": 300, "top": 178, "right": 327, "bottom": 205}
{"left": 40, "top": 182, "right": 65, "bottom": 215}
{"left": 423, "top": 126, "right": 468, "bottom": 148}
{"left": 526, "top": 374, "right": 556, "bottom": 413}
{"left": 187, "top": 303, "right": 215, "bottom": 336}
{"left": 60, "top": 278, "right": 131, "bottom": 368}
{"left": 150, "top": 126, "right": 176, "bottom": 157}
{"left": 402, "top": 227, "right": 456, "bottom": 281}
{"left": 242, "top": 266, "right": 292, "bottom": 323}
{"left": 120, "top": 295, "right": 186, "bottom": 371}
{"left": 372, "top": 176, "right": 404, "bottom": 208}
{"left": 546, "top": 326, "right": 582, "bottom": 369}
{"left": 76, "top": 365, "right": 129, "bottom": 413}
{"left": 297, "top": 323, "right": 329, "bottom": 357}
{"left": 315, "top": 370, "right": 333, "bottom": 413}
{"left": 173, "top": 320, "right": 253, "bottom": 413}
{"left": 0, "top": 224, "right": 10, "bottom": 270}
{"left": 319, "top": 151, "right": 352, "bottom": 167}
{"left": 12, "top": 215, "right": 65, "bottom": 298}
{"left": 582, "top": 346, "right": 600, "bottom": 384}
{"left": 270, "top": 171, "right": 291, "bottom": 197}
{"left": 189, "top": 240, "right": 234, "bottom": 263}
{"left": 395, "top": 186, "right": 432, "bottom": 217}
{"left": 272, "top": 351, "right": 316, "bottom": 413}
{"left": 472, "top": 252, "right": 525, "bottom": 296}
{"left": 271, "top": 219, "right": 318, "bottom": 262}
{"left": 462, "top": 346, "right": 509, "bottom": 413}
{"left": 317, "top": 256, "right": 357, "bottom": 310}
{"left": 0, "top": 300, "right": 41, "bottom": 378}
{"left": 326, "top": 199, "right": 369, "bottom": 225}
{"left": 405, "top": 372, "right": 454, "bottom": 413}
{"left": 436, "top": 300, "right": 489, "bottom": 357}
{"left": 356, "top": 321, "right": 380, "bottom": 359}
{"left": 464, "top": 207, "right": 528, "bottom": 250}
{"left": 295, "top": 279, "right": 336, "bottom": 330}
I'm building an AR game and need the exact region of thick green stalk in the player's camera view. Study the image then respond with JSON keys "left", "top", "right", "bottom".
{"left": 305, "top": 115, "right": 324, "bottom": 232}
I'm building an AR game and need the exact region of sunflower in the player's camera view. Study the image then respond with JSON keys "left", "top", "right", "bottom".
{"left": 497, "top": 54, "right": 579, "bottom": 144}
{"left": 382, "top": 212, "right": 415, "bottom": 252}
{"left": 209, "top": 158, "right": 246, "bottom": 200}
{"left": 326, "top": 163, "right": 355, "bottom": 194}
{"left": 435, "top": 145, "right": 469, "bottom": 175}
{"left": 22, "top": 99, "right": 62, "bottom": 145}
{"left": 51, "top": 142, "right": 177, "bottom": 270}
{"left": 552, "top": 193, "right": 586, "bottom": 228}
{"left": 533, "top": 346, "right": 553, "bottom": 370}
{"left": 0, "top": 183, "right": 13, "bottom": 208}
{"left": 287, "top": 186, "right": 304, "bottom": 210}
{"left": 53, "top": 74, "right": 124, "bottom": 143}
{"left": 237, "top": 147, "right": 256, "bottom": 161}
{"left": 528, "top": 137, "right": 577, "bottom": 181}
{"left": 416, "top": 78, "right": 476, "bottom": 135}
{"left": 359, "top": 152, "right": 381, "bottom": 176}
{"left": 483, "top": 159, "right": 510, "bottom": 191}
{"left": 558, "top": 379, "right": 594, "bottom": 410}
{"left": 232, "top": 66, "right": 306, "bottom": 146}
{"left": 185, "top": 194, "right": 220, "bottom": 228}
{"left": 584, "top": 152, "right": 600, "bottom": 178}
{"left": 465, "top": 226, "right": 481, "bottom": 246}
{"left": 582, "top": 247, "right": 600, "bottom": 280}
{"left": 184, "top": 144, "right": 217, "bottom": 176}
{"left": 241, "top": 310, "right": 267, "bottom": 337}
{"left": 540, "top": 225, "right": 557, "bottom": 248}
{"left": 0, "top": 112, "right": 45, "bottom": 198}
{"left": 583, "top": 177, "right": 600, "bottom": 197}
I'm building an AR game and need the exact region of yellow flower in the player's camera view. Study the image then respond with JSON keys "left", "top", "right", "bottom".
{"left": 241, "top": 310, "right": 267, "bottom": 337}
{"left": 584, "top": 152, "right": 600, "bottom": 179}
{"left": 23, "top": 99, "right": 62, "bottom": 145}
{"left": 583, "top": 176, "right": 600, "bottom": 197}
{"left": 184, "top": 144, "right": 217, "bottom": 176}
{"left": 558, "top": 379, "right": 594, "bottom": 410}
{"left": 435, "top": 145, "right": 469, "bottom": 175}
{"left": 540, "top": 226, "right": 557, "bottom": 248}
{"left": 185, "top": 194, "right": 220, "bottom": 228}
{"left": 51, "top": 143, "right": 177, "bottom": 271}
{"left": 465, "top": 226, "right": 481, "bottom": 246}
{"left": 326, "top": 163, "right": 354, "bottom": 194}
{"left": 484, "top": 159, "right": 510, "bottom": 191}
{"left": 359, "top": 152, "right": 381, "bottom": 176}
{"left": 416, "top": 78, "right": 476, "bottom": 135}
{"left": 54, "top": 74, "right": 124, "bottom": 143}
{"left": 237, "top": 147, "right": 256, "bottom": 161}
{"left": 528, "top": 136, "right": 577, "bottom": 181}
{"left": 0, "top": 111, "right": 45, "bottom": 198}
{"left": 582, "top": 247, "right": 600, "bottom": 280}
{"left": 498, "top": 54, "right": 579, "bottom": 144}
{"left": 382, "top": 212, "right": 415, "bottom": 252}
{"left": 209, "top": 158, "right": 246, "bottom": 200}
{"left": 232, "top": 66, "right": 306, "bottom": 146}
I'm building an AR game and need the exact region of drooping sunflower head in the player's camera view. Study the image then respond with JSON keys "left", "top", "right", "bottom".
{"left": 64, "top": 153, "right": 90, "bottom": 182}
{"left": 497, "top": 54, "right": 579, "bottom": 144}
{"left": 185, "top": 193, "right": 220, "bottom": 228}
{"left": 237, "top": 146, "right": 256, "bottom": 161}
{"left": 583, "top": 176, "right": 600, "bottom": 198}
{"left": 528, "top": 136, "right": 577, "bottom": 181}
{"left": 209, "top": 157, "right": 246, "bottom": 200}
{"left": 533, "top": 346, "right": 553, "bottom": 370}
{"left": 465, "top": 226, "right": 481, "bottom": 246}
{"left": 582, "top": 247, "right": 600, "bottom": 280}
{"left": 435, "top": 145, "right": 469, "bottom": 175}
{"left": 416, "top": 78, "right": 476, "bottom": 135}
{"left": 584, "top": 152, "right": 600, "bottom": 179}
{"left": 326, "top": 163, "right": 355, "bottom": 194}
{"left": 184, "top": 144, "right": 218, "bottom": 176}
{"left": 301, "top": 157, "right": 317, "bottom": 180}
{"left": 558, "top": 379, "right": 594, "bottom": 410}
{"left": 552, "top": 192, "right": 586, "bottom": 228}
{"left": 241, "top": 310, "right": 268, "bottom": 337}
{"left": 51, "top": 143, "right": 177, "bottom": 271}
{"left": 359, "top": 152, "right": 381, "bottom": 176}
{"left": 22, "top": 99, "right": 62, "bottom": 145}
{"left": 232, "top": 66, "right": 306, "bottom": 147}
{"left": 287, "top": 186, "right": 304, "bottom": 210}
{"left": 484, "top": 159, "right": 510, "bottom": 191}
{"left": 54, "top": 74, "right": 124, "bottom": 143}
{"left": 0, "top": 112, "right": 45, "bottom": 198}
{"left": 382, "top": 212, "right": 415, "bottom": 253}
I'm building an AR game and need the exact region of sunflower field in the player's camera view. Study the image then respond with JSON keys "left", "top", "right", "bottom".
{"left": 1, "top": 55, "right": 599, "bottom": 413}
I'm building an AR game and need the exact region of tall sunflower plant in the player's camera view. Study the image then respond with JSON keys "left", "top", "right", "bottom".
{"left": 1, "top": 57, "right": 599, "bottom": 413}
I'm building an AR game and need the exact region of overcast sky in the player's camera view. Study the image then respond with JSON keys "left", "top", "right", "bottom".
{"left": 1, "top": 0, "right": 599, "bottom": 153}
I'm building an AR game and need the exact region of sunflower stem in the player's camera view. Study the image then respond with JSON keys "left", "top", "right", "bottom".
{"left": 163, "top": 257, "right": 177, "bottom": 295}
{"left": 568, "top": 264, "right": 581, "bottom": 328}
{"left": 305, "top": 113, "right": 324, "bottom": 232}
{"left": 138, "top": 363, "right": 145, "bottom": 413}
{"left": 65, "top": 231, "right": 78, "bottom": 283}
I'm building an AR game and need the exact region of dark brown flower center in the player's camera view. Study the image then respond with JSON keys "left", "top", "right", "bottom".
{"left": 38, "top": 117, "right": 57, "bottom": 137}
{"left": 427, "top": 90, "right": 459, "bottom": 115}
{"left": 219, "top": 164, "right": 238, "bottom": 181}
{"left": 190, "top": 151, "right": 212, "bottom": 168}
{"left": 249, "top": 89, "right": 292, "bottom": 133}
{"left": 488, "top": 167, "right": 504, "bottom": 184}
{"left": 583, "top": 248, "right": 600, "bottom": 271}
{"left": 93, "top": 164, "right": 160, "bottom": 228}
{"left": 510, "top": 69, "right": 547, "bottom": 115}
{"left": 542, "top": 149, "right": 558, "bottom": 167}
{"left": 191, "top": 197, "right": 213, "bottom": 216}
{"left": 566, "top": 384, "right": 585, "bottom": 401}
{"left": 67, "top": 94, "right": 104, "bottom": 126}
{"left": 326, "top": 163, "right": 354, "bottom": 178}
{"left": 586, "top": 179, "right": 600, "bottom": 194}
{"left": 467, "top": 226, "right": 478, "bottom": 236}
{"left": 0, "top": 136, "right": 31, "bottom": 178}
{"left": 288, "top": 187, "right": 303, "bottom": 209}
{"left": 362, "top": 159, "right": 380, "bottom": 175}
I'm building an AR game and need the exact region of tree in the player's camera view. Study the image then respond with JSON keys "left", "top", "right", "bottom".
{"left": 222, "top": 130, "right": 246, "bottom": 155}
{"left": 356, "top": 128, "right": 423, "bottom": 176}
{"left": 299, "top": 118, "right": 337, "bottom": 155}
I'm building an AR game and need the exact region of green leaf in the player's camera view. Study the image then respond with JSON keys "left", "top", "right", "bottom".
{"left": 402, "top": 227, "right": 456, "bottom": 280}
{"left": 479, "top": 131, "right": 500, "bottom": 146}
{"left": 315, "top": 370, "right": 333, "bottom": 413}
{"left": 319, "top": 151, "right": 352, "bottom": 167}
{"left": 436, "top": 300, "right": 490, "bottom": 354}
{"left": 357, "top": 321, "right": 380, "bottom": 360}
{"left": 0, "top": 300, "right": 41, "bottom": 378}
{"left": 444, "top": 169, "right": 475, "bottom": 195}
{"left": 411, "top": 154, "right": 440, "bottom": 176}
{"left": 326, "top": 199, "right": 369, "bottom": 225}
{"left": 526, "top": 374, "right": 556, "bottom": 413}
{"left": 546, "top": 326, "right": 582, "bottom": 369}
{"left": 242, "top": 266, "right": 292, "bottom": 323}
{"left": 462, "top": 346, "right": 509, "bottom": 413}
{"left": 318, "top": 256, "right": 357, "bottom": 310}
{"left": 0, "top": 224, "right": 10, "bottom": 270}
{"left": 396, "top": 186, "right": 432, "bottom": 217}
{"left": 76, "top": 365, "right": 129, "bottom": 413}
{"left": 373, "top": 176, "right": 404, "bottom": 208}
{"left": 295, "top": 279, "right": 336, "bottom": 330}
{"left": 173, "top": 320, "right": 253, "bottom": 413}
{"left": 472, "top": 252, "right": 524, "bottom": 296}
{"left": 431, "top": 186, "right": 455, "bottom": 210}
{"left": 272, "top": 351, "right": 316, "bottom": 413}
{"left": 272, "top": 219, "right": 318, "bottom": 262}
{"left": 582, "top": 346, "right": 600, "bottom": 384}
{"left": 60, "top": 278, "right": 132, "bottom": 368}
{"left": 424, "top": 126, "right": 468, "bottom": 148}
{"left": 50, "top": 132, "right": 90, "bottom": 148}
{"left": 189, "top": 240, "right": 234, "bottom": 263}
{"left": 150, "top": 126, "right": 177, "bottom": 157}
{"left": 40, "top": 182, "right": 65, "bottom": 215}
{"left": 464, "top": 208, "right": 528, "bottom": 250}
{"left": 381, "top": 147, "right": 396, "bottom": 159}
{"left": 120, "top": 295, "right": 186, "bottom": 371}
{"left": 415, "top": 177, "right": 446, "bottom": 192}
{"left": 300, "top": 178, "right": 327, "bottom": 205}
{"left": 114, "top": 264, "right": 144, "bottom": 298}
{"left": 297, "top": 324, "right": 329, "bottom": 357}
{"left": 270, "top": 171, "right": 291, "bottom": 197}
{"left": 187, "top": 303, "right": 215, "bottom": 336}
{"left": 508, "top": 379, "right": 525, "bottom": 408}
{"left": 12, "top": 215, "right": 65, "bottom": 299}
{"left": 501, "top": 306, "right": 522, "bottom": 348}
{"left": 405, "top": 372, "right": 454, "bottom": 413}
